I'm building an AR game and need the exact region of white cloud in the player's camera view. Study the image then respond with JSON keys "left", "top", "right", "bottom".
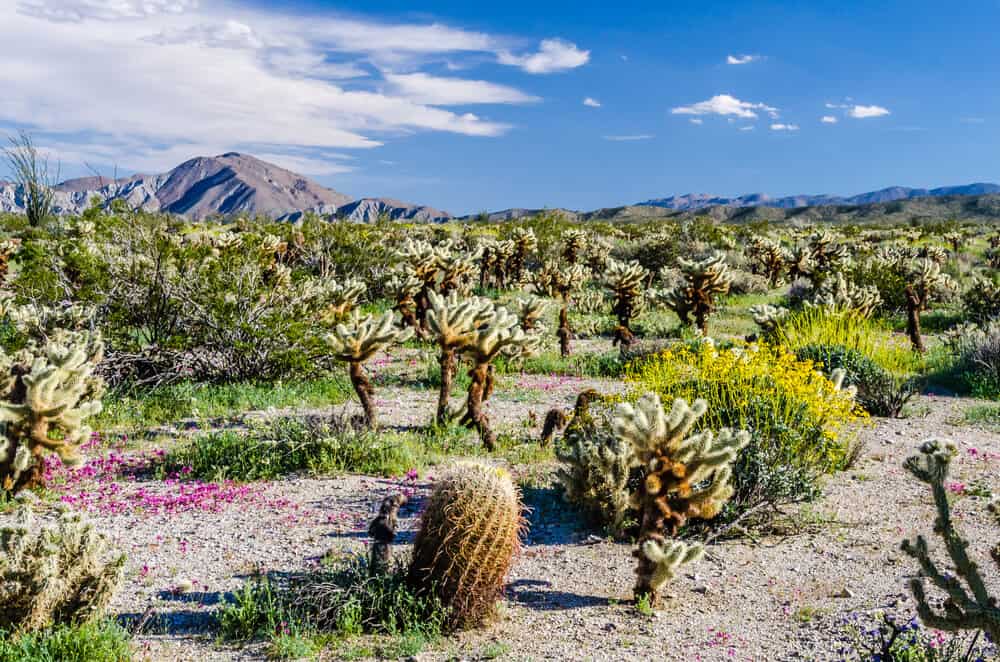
{"left": 603, "top": 134, "right": 653, "bottom": 141}
{"left": 385, "top": 72, "right": 539, "bottom": 105}
{"left": 583, "top": 97, "right": 601, "bottom": 107}
{"left": 253, "top": 153, "right": 354, "bottom": 175}
{"left": 0, "top": 3, "right": 590, "bottom": 174}
{"left": 827, "top": 102, "right": 890, "bottom": 119}
{"left": 689, "top": 118, "right": 703, "bottom": 125}
{"left": 17, "top": 0, "right": 198, "bottom": 22}
{"left": 960, "top": 116, "right": 985, "bottom": 124}
{"left": 498, "top": 38, "right": 589, "bottom": 74}
{"left": 738, "top": 126, "right": 754, "bottom": 131}
{"left": 770, "top": 123, "right": 799, "bottom": 131}
{"left": 726, "top": 54, "right": 760, "bottom": 65}
{"left": 671, "top": 94, "right": 778, "bottom": 120}
{"left": 847, "top": 104, "right": 889, "bottom": 118}
{"left": 821, "top": 115, "right": 838, "bottom": 124}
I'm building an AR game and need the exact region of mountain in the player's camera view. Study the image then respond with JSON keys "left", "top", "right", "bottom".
{"left": 637, "top": 183, "right": 1000, "bottom": 211}
{"left": 0, "top": 153, "right": 452, "bottom": 222}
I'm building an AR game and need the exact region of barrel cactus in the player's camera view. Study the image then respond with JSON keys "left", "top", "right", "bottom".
{"left": 1, "top": 501, "right": 125, "bottom": 632}
{"left": 408, "top": 462, "right": 525, "bottom": 629}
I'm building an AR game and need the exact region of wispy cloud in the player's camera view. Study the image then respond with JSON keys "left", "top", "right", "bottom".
{"left": 689, "top": 118, "right": 703, "bottom": 125}
{"left": 603, "top": 134, "right": 654, "bottom": 141}
{"left": 385, "top": 72, "right": 539, "bottom": 105}
{"left": 497, "top": 38, "right": 589, "bottom": 74}
{"left": 770, "top": 123, "right": 799, "bottom": 131}
{"left": 820, "top": 115, "right": 838, "bottom": 124}
{"left": 583, "top": 97, "right": 601, "bottom": 107}
{"left": 826, "top": 102, "right": 891, "bottom": 119}
{"left": 960, "top": 116, "right": 986, "bottom": 124}
{"left": 2, "top": 1, "right": 589, "bottom": 174}
{"left": 672, "top": 94, "right": 778, "bottom": 120}
{"left": 726, "top": 54, "right": 760, "bottom": 65}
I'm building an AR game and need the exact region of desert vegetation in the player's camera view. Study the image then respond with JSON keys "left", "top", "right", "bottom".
{"left": 1, "top": 195, "right": 999, "bottom": 660}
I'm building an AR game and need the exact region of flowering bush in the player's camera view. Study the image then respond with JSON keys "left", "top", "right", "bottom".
{"left": 625, "top": 340, "right": 865, "bottom": 522}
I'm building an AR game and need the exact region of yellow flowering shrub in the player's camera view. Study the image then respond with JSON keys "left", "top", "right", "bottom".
{"left": 626, "top": 340, "right": 867, "bottom": 517}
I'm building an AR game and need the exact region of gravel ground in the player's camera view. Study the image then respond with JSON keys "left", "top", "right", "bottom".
{"left": 6, "top": 386, "right": 1000, "bottom": 661}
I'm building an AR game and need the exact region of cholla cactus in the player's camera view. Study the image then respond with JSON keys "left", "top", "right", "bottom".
{"left": 749, "top": 304, "right": 790, "bottom": 337}
{"left": 512, "top": 295, "right": 549, "bottom": 333}
{"left": 325, "top": 312, "right": 413, "bottom": 428}
{"left": 658, "top": 253, "right": 732, "bottom": 334}
{"left": 0, "top": 239, "right": 19, "bottom": 282}
{"left": 0, "top": 502, "right": 125, "bottom": 632}
{"left": 574, "top": 290, "right": 606, "bottom": 315}
{"left": 395, "top": 239, "right": 449, "bottom": 330}
{"left": 0, "top": 332, "right": 105, "bottom": 495}
{"left": 805, "top": 272, "right": 882, "bottom": 318}
{"left": 386, "top": 270, "right": 423, "bottom": 333}
{"left": 942, "top": 231, "right": 963, "bottom": 253}
{"left": 612, "top": 394, "right": 749, "bottom": 604}
{"left": 321, "top": 278, "right": 366, "bottom": 323}
{"left": 918, "top": 245, "right": 948, "bottom": 265}
{"left": 458, "top": 307, "right": 536, "bottom": 450}
{"left": 585, "top": 236, "right": 613, "bottom": 272}
{"left": 962, "top": 276, "right": 1000, "bottom": 325}
{"left": 438, "top": 252, "right": 478, "bottom": 296}
{"left": 605, "top": 260, "right": 648, "bottom": 347}
{"left": 478, "top": 238, "right": 515, "bottom": 289}
{"left": 426, "top": 291, "right": 495, "bottom": 425}
{"left": 788, "top": 232, "right": 849, "bottom": 287}
{"left": 900, "top": 440, "right": 999, "bottom": 641}
{"left": 508, "top": 227, "right": 537, "bottom": 284}
{"left": 746, "top": 236, "right": 789, "bottom": 287}
{"left": 904, "top": 259, "right": 956, "bottom": 352}
{"left": 532, "top": 261, "right": 588, "bottom": 357}
{"left": 561, "top": 229, "right": 587, "bottom": 265}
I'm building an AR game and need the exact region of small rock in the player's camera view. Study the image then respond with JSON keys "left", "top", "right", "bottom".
{"left": 833, "top": 587, "right": 855, "bottom": 599}
{"left": 692, "top": 585, "right": 709, "bottom": 595}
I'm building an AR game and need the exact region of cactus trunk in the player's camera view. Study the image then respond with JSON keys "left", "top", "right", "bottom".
{"left": 905, "top": 286, "right": 925, "bottom": 353}
{"left": 349, "top": 361, "right": 377, "bottom": 429}
{"left": 558, "top": 304, "right": 572, "bottom": 357}
{"left": 463, "top": 363, "right": 496, "bottom": 451}
{"left": 436, "top": 349, "right": 456, "bottom": 425}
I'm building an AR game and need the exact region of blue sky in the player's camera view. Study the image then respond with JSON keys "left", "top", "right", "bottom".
{"left": 1, "top": 0, "right": 998, "bottom": 214}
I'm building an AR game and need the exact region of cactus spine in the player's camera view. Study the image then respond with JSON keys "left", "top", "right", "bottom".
{"left": 612, "top": 394, "right": 749, "bottom": 604}
{"left": 325, "top": 312, "right": 413, "bottom": 429}
{"left": 0, "top": 332, "right": 105, "bottom": 495}
{"left": 1, "top": 502, "right": 125, "bottom": 632}
{"left": 407, "top": 462, "right": 524, "bottom": 629}
{"left": 900, "top": 440, "right": 999, "bottom": 641}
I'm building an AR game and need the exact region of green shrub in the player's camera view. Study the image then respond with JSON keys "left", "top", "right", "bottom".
{"left": 962, "top": 276, "right": 1000, "bottom": 325}
{"left": 943, "top": 323, "right": 1000, "bottom": 398}
{"left": 624, "top": 341, "right": 865, "bottom": 525}
{"left": 796, "top": 344, "right": 918, "bottom": 417}
{"left": 0, "top": 620, "right": 131, "bottom": 662}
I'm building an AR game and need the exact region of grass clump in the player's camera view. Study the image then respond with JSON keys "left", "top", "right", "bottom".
{"left": 625, "top": 340, "right": 866, "bottom": 523}
{"left": 0, "top": 620, "right": 132, "bottom": 662}
{"left": 97, "top": 377, "right": 353, "bottom": 430}
{"left": 218, "top": 559, "right": 447, "bottom": 659}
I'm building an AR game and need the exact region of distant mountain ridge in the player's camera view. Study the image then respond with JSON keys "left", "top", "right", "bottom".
{"left": 637, "top": 183, "right": 1000, "bottom": 211}
{"left": 2, "top": 151, "right": 999, "bottom": 224}
{"left": 0, "top": 152, "right": 450, "bottom": 223}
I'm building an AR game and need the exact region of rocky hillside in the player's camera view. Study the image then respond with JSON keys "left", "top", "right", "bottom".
{"left": 0, "top": 153, "right": 451, "bottom": 223}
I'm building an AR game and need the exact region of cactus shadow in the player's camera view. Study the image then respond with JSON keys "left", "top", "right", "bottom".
{"left": 520, "top": 485, "right": 591, "bottom": 546}
{"left": 506, "top": 579, "right": 612, "bottom": 610}
{"left": 116, "top": 605, "right": 220, "bottom": 636}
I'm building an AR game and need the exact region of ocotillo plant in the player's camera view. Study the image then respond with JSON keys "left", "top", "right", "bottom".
{"left": 426, "top": 291, "right": 495, "bottom": 425}
{"left": 408, "top": 462, "right": 524, "bottom": 629}
{"left": 659, "top": 253, "right": 732, "bottom": 334}
{"left": 900, "top": 440, "right": 999, "bottom": 641}
{"left": 903, "top": 258, "right": 955, "bottom": 352}
{"left": 604, "top": 259, "right": 649, "bottom": 347}
{"left": 325, "top": 311, "right": 413, "bottom": 429}
{"left": 612, "top": 394, "right": 749, "bottom": 605}
{"left": 1, "top": 502, "right": 125, "bottom": 632}
{"left": 458, "top": 307, "right": 535, "bottom": 450}
{"left": 0, "top": 331, "right": 105, "bottom": 495}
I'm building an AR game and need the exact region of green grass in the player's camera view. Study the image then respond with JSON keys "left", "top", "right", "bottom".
{"left": 960, "top": 403, "right": 1000, "bottom": 431}
{"left": 0, "top": 621, "right": 132, "bottom": 662}
{"left": 97, "top": 377, "right": 353, "bottom": 430}
{"left": 163, "top": 417, "right": 553, "bottom": 481}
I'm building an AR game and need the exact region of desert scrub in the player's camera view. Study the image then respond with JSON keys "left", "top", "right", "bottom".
{"left": 0, "top": 620, "right": 132, "bottom": 662}
{"left": 796, "top": 344, "right": 919, "bottom": 417}
{"left": 625, "top": 341, "right": 865, "bottom": 521}
{"left": 161, "top": 417, "right": 467, "bottom": 481}
{"left": 839, "top": 612, "right": 998, "bottom": 662}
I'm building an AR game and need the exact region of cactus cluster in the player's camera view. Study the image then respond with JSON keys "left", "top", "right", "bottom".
{"left": 657, "top": 253, "right": 732, "bottom": 334}
{"left": 1, "top": 502, "right": 125, "bottom": 632}
{"left": 604, "top": 259, "right": 649, "bottom": 347}
{"left": 746, "top": 235, "right": 789, "bottom": 287}
{"left": 408, "top": 462, "right": 524, "bottom": 629}
{"left": 900, "top": 440, "right": 999, "bottom": 641}
{"left": 805, "top": 272, "right": 882, "bottom": 318}
{"left": 614, "top": 394, "right": 749, "bottom": 604}
{"left": 561, "top": 229, "right": 588, "bottom": 265}
{"left": 904, "top": 259, "right": 956, "bottom": 352}
{"left": 508, "top": 227, "right": 538, "bottom": 284}
{"left": 533, "top": 260, "right": 588, "bottom": 357}
{"left": 325, "top": 312, "right": 413, "bottom": 428}
{"left": 0, "top": 330, "right": 105, "bottom": 495}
